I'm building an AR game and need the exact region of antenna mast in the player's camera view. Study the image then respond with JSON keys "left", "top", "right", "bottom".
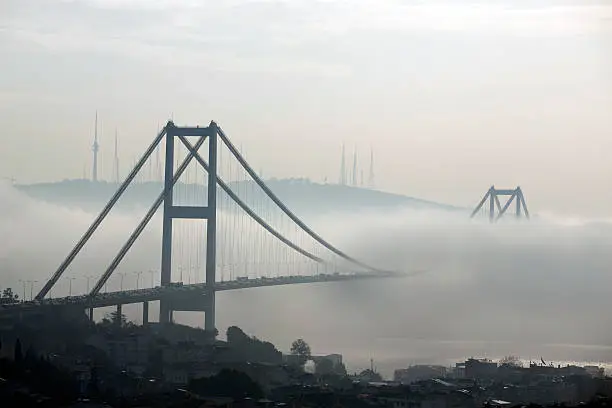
{"left": 92, "top": 111, "right": 99, "bottom": 182}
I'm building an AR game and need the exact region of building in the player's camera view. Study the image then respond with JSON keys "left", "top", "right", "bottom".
{"left": 464, "top": 358, "right": 497, "bottom": 380}
{"left": 311, "top": 353, "right": 343, "bottom": 367}
{"left": 90, "top": 332, "right": 150, "bottom": 376}
{"left": 162, "top": 340, "right": 213, "bottom": 365}
{"left": 584, "top": 366, "right": 605, "bottom": 378}
{"left": 394, "top": 365, "right": 447, "bottom": 384}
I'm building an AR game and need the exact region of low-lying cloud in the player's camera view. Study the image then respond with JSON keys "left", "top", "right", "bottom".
{"left": 2, "top": 182, "right": 612, "bottom": 376}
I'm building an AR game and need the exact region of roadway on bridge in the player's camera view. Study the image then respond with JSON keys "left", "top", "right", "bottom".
{"left": 0, "top": 272, "right": 406, "bottom": 314}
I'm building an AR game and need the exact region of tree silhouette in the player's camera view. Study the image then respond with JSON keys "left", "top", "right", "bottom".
{"left": 102, "top": 310, "right": 132, "bottom": 328}
{"left": 1, "top": 288, "right": 18, "bottom": 302}
{"left": 227, "top": 326, "right": 249, "bottom": 345}
{"left": 225, "top": 326, "right": 282, "bottom": 364}
{"left": 290, "top": 339, "right": 311, "bottom": 367}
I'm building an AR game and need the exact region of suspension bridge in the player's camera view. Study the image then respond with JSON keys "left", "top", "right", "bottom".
{"left": 1, "top": 121, "right": 402, "bottom": 332}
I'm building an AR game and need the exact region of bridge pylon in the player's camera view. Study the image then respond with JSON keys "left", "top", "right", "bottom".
{"left": 36, "top": 120, "right": 220, "bottom": 333}
{"left": 470, "top": 186, "right": 530, "bottom": 222}
{"left": 159, "top": 122, "right": 217, "bottom": 329}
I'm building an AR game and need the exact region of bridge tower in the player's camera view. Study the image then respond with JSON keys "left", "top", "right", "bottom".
{"left": 159, "top": 122, "right": 217, "bottom": 330}
{"left": 36, "top": 120, "right": 221, "bottom": 333}
{"left": 470, "top": 186, "right": 530, "bottom": 222}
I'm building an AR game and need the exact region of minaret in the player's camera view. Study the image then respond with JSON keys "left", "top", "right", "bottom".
{"left": 368, "top": 146, "right": 375, "bottom": 189}
{"left": 340, "top": 144, "right": 346, "bottom": 185}
{"left": 114, "top": 129, "right": 119, "bottom": 183}
{"left": 352, "top": 147, "right": 357, "bottom": 186}
{"left": 92, "top": 111, "right": 99, "bottom": 182}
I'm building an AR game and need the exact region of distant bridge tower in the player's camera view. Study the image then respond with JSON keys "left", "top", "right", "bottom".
{"left": 470, "top": 186, "right": 530, "bottom": 222}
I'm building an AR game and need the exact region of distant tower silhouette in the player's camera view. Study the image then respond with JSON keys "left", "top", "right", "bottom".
{"left": 92, "top": 111, "right": 100, "bottom": 182}
{"left": 114, "top": 129, "right": 119, "bottom": 183}
{"left": 352, "top": 148, "right": 358, "bottom": 186}
{"left": 368, "top": 146, "right": 375, "bottom": 188}
{"left": 340, "top": 144, "right": 346, "bottom": 185}
{"left": 360, "top": 169, "right": 364, "bottom": 187}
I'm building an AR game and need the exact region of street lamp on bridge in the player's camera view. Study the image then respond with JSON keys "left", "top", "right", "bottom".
{"left": 29, "top": 281, "right": 38, "bottom": 301}
{"left": 18, "top": 279, "right": 26, "bottom": 301}
{"left": 134, "top": 271, "right": 143, "bottom": 290}
{"left": 118, "top": 272, "right": 128, "bottom": 291}
{"left": 148, "top": 270, "right": 156, "bottom": 287}
{"left": 67, "top": 277, "right": 76, "bottom": 296}
{"left": 85, "top": 275, "right": 95, "bottom": 293}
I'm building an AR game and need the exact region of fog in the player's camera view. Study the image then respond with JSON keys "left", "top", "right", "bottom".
{"left": 2, "top": 182, "right": 612, "bottom": 376}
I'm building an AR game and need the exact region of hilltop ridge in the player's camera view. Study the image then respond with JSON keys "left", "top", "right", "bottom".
{"left": 15, "top": 178, "right": 460, "bottom": 215}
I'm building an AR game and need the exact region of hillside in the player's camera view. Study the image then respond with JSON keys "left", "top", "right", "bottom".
{"left": 16, "top": 178, "right": 460, "bottom": 215}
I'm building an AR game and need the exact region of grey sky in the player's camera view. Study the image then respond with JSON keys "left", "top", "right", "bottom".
{"left": 1, "top": 0, "right": 611, "bottom": 215}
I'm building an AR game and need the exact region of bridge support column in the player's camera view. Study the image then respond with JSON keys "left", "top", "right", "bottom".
{"left": 158, "top": 122, "right": 217, "bottom": 332}
{"left": 142, "top": 301, "right": 149, "bottom": 326}
{"left": 204, "top": 122, "right": 217, "bottom": 334}
{"left": 115, "top": 304, "right": 123, "bottom": 326}
{"left": 88, "top": 307, "right": 94, "bottom": 322}
{"left": 159, "top": 123, "right": 175, "bottom": 324}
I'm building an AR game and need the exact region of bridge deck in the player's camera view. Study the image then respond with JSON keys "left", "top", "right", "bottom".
{"left": 0, "top": 272, "right": 402, "bottom": 313}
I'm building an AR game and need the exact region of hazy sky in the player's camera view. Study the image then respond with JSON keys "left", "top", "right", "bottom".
{"left": 1, "top": 0, "right": 612, "bottom": 215}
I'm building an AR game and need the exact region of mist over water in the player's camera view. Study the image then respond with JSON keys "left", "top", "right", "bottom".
{"left": 2, "top": 182, "right": 612, "bottom": 376}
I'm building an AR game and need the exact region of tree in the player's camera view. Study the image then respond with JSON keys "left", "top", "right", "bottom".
{"left": 499, "top": 355, "right": 523, "bottom": 368}
{"left": 1, "top": 288, "right": 18, "bottom": 301}
{"left": 225, "top": 326, "right": 282, "bottom": 364}
{"left": 227, "top": 326, "right": 249, "bottom": 345}
{"left": 102, "top": 310, "right": 131, "bottom": 327}
{"left": 290, "top": 339, "right": 312, "bottom": 367}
